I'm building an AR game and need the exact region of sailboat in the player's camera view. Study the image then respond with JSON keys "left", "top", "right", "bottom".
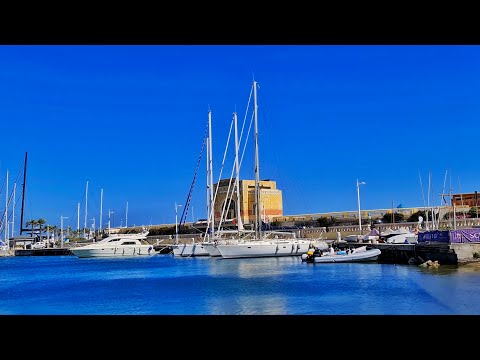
{"left": 171, "top": 113, "right": 211, "bottom": 258}
{"left": 201, "top": 107, "right": 249, "bottom": 257}
{"left": 215, "top": 80, "right": 316, "bottom": 259}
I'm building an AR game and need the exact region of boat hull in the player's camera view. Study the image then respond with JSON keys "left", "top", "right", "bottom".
{"left": 311, "top": 248, "right": 381, "bottom": 263}
{"left": 216, "top": 240, "right": 312, "bottom": 259}
{"left": 172, "top": 243, "right": 210, "bottom": 257}
{"left": 202, "top": 242, "right": 221, "bottom": 257}
{"left": 71, "top": 245, "right": 155, "bottom": 258}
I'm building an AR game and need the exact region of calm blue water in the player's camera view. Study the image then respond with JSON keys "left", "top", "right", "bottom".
{"left": 1, "top": 254, "right": 480, "bottom": 315}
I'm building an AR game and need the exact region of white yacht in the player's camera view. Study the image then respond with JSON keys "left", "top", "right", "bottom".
{"left": 70, "top": 228, "right": 156, "bottom": 258}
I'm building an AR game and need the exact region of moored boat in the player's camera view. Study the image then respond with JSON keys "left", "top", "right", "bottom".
{"left": 302, "top": 245, "right": 381, "bottom": 263}
{"left": 70, "top": 228, "right": 155, "bottom": 258}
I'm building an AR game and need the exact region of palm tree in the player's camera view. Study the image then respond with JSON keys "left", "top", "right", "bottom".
{"left": 44, "top": 224, "right": 55, "bottom": 248}
{"left": 51, "top": 225, "right": 59, "bottom": 246}
{"left": 37, "top": 218, "right": 46, "bottom": 241}
{"left": 26, "top": 219, "right": 38, "bottom": 240}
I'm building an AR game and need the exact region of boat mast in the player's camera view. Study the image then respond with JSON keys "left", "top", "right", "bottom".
{"left": 11, "top": 183, "right": 16, "bottom": 238}
{"left": 84, "top": 181, "right": 88, "bottom": 239}
{"left": 100, "top": 189, "right": 103, "bottom": 234}
{"left": 207, "top": 110, "right": 215, "bottom": 239}
{"left": 253, "top": 80, "right": 261, "bottom": 239}
{"left": 206, "top": 136, "right": 210, "bottom": 241}
{"left": 125, "top": 201, "right": 128, "bottom": 228}
{"left": 4, "top": 170, "right": 8, "bottom": 242}
{"left": 77, "top": 202, "right": 80, "bottom": 232}
{"left": 234, "top": 111, "right": 244, "bottom": 232}
{"left": 19, "top": 152, "right": 27, "bottom": 235}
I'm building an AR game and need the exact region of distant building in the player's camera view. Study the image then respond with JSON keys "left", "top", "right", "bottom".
{"left": 451, "top": 192, "right": 479, "bottom": 207}
{"left": 212, "top": 179, "right": 283, "bottom": 227}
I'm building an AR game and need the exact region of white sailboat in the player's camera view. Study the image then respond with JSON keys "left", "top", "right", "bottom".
{"left": 202, "top": 108, "right": 245, "bottom": 256}
{"left": 215, "top": 80, "right": 315, "bottom": 259}
{"left": 171, "top": 113, "right": 212, "bottom": 258}
{"left": 172, "top": 238, "right": 209, "bottom": 257}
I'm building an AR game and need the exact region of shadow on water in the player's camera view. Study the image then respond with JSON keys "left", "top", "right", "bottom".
{"left": 417, "top": 261, "right": 480, "bottom": 276}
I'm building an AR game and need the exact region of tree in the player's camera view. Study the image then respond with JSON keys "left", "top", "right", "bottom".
{"left": 407, "top": 211, "right": 426, "bottom": 223}
{"left": 382, "top": 212, "right": 404, "bottom": 223}
{"left": 26, "top": 219, "right": 38, "bottom": 238}
{"left": 317, "top": 216, "right": 336, "bottom": 228}
{"left": 37, "top": 218, "right": 46, "bottom": 239}
{"left": 44, "top": 224, "right": 54, "bottom": 247}
{"left": 469, "top": 207, "right": 479, "bottom": 219}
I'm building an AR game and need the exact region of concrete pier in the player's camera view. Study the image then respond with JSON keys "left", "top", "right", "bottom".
{"left": 14, "top": 248, "right": 72, "bottom": 256}
{"left": 335, "top": 241, "right": 479, "bottom": 265}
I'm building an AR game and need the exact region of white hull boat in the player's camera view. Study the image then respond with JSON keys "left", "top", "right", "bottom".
{"left": 216, "top": 239, "right": 314, "bottom": 259}
{"left": 302, "top": 246, "right": 381, "bottom": 263}
{"left": 0, "top": 247, "right": 11, "bottom": 257}
{"left": 382, "top": 228, "right": 418, "bottom": 244}
{"left": 71, "top": 229, "right": 155, "bottom": 258}
{"left": 172, "top": 242, "right": 210, "bottom": 257}
{"left": 202, "top": 241, "right": 222, "bottom": 257}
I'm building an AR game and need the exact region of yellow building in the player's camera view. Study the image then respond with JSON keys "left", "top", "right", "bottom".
{"left": 212, "top": 179, "right": 283, "bottom": 226}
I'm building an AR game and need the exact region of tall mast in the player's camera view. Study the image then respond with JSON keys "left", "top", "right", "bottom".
{"left": 84, "top": 181, "right": 88, "bottom": 238}
{"left": 19, "top": 152, "right": 27, "bottom": 235}
{"left": 125, "top": 201, "right": 128, "bottom": 228}
{"left": 4, "top": 170, "right": 8, "bottom": 242}
{"left": 253, "top": 80, "right": 261, "bottom": 239}
{"left": 206, "top": 137, "right": 210, "bottom": 241}
{"left": 77, "top": 202, "right": 80, "bottom": 231}
{"left": 100, "top": 189, "right": 103, "bottom": 233}
{"left": 208, "top": 110, "right": 215, "bottom": 239}
{"left": 233, "top": 111, "right": 243, "bottom": 232}
{"left": 11, "top": 183, "right": 16, "bottom": 237}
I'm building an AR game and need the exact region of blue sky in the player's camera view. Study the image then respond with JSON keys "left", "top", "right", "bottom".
{"left": 0, "top": 45, "right": 479, "bottom": 232}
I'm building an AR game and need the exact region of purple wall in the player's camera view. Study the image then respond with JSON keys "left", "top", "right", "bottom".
{"left": 449, "top": 229, "right": 480, "bottom": 243}
{"left": 418, "top": 230, "right": 449, "bottom": 243}
{"left": 418, "top": 228, "right": 480, "bottom": 243}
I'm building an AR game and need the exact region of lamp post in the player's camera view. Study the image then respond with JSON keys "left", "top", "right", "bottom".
{"left": 175, "top": 202, "right": 182, "bottom": 244}
{"left": 356, "top": 179, "right": 366, "bottom": 237}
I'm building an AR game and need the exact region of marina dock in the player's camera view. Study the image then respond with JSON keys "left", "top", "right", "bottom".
{"left": 337, "top": 241, "right": 478, "bottom": 265}
{"left": 14, "top": 248, "right": 72, "bottom": 256}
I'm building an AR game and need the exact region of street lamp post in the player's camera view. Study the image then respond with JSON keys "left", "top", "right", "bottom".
{"left": 356, "top": 179, "right": 366, "bottom": 238}
{"left": 175, "top": 202, "right": 182, "bottom": 244}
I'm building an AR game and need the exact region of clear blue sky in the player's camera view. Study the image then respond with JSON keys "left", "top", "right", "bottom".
{"left": 1, "top": 45, "right": 479, "bottom": 232}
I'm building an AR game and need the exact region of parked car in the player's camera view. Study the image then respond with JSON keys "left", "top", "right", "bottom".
{"left": 32, "top": 241, "right": 46, "bottom": 249}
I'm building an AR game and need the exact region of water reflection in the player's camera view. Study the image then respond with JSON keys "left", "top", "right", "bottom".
{"left": 208, "top": 295, "right": 288, "bottom": 315}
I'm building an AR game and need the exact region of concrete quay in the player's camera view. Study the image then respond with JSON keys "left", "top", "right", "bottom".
{"left": 334, "top": 241, "right": 480, "bottom": 265}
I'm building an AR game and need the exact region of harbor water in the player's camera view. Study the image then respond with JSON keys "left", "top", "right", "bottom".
{"left": 1, "top": 254, "right": 480, "bottom": 315}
